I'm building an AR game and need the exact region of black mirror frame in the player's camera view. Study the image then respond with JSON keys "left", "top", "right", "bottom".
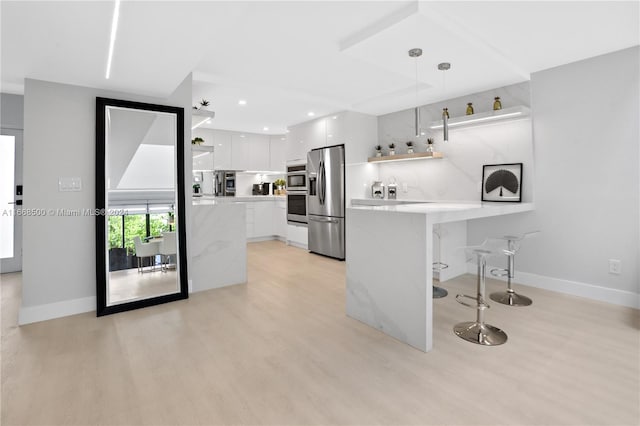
{"left": 95, "top": 97, "right": 188, "bottom": 316}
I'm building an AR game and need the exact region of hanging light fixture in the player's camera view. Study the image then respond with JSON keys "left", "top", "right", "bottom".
{"left": 438, "top": 62, "right": 451, "bottom": 141}
{"left": 408, "top": 48, "right": 423, "bottom": 138}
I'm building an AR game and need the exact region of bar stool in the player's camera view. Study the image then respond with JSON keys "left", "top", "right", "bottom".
{"left": 432, "top": 225, "right": 448, "bottom": 298}
{"left": 489, "top": 231, "right": 539, "bottom": 307}
{"left": 454, "top": 241, "right": 507, "bottom": 346}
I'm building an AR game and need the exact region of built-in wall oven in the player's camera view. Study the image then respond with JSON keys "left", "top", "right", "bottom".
{"left": 286, "top": 162, "right": 307, "bottom": 192}
{"left": 286, "top": 160, "right": 307, "bottom": 224}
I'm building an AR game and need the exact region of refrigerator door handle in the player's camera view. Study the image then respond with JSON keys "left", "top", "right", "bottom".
{"left": 320, "top": 159, "right": 326, "bottom": 205}
{"left": 309, "top": 216, "right": 338, "bottom": 224}
{"left": 318, "top": 160, "right": 324, "bottom": 205}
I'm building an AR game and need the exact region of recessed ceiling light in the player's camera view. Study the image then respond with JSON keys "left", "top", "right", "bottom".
{"left": 238, "top": 100, "right": 247, "bottom": 106}
{"left": 281, "top": 137, "right": 285, "bottom": 141}
{"left": 307, "top": 112, "right": 315, "bottom": 117}
{"left": 327, "top": 134, "right": 333, "bottom": 138}
{"left": 332, "top": 116, "right": 337, "bottom": 120}
{"left": 240, "top": 134, "right": 245, "bottom": 138}
{"left": 263, "top": 127, "right": 269, "bottom": 131}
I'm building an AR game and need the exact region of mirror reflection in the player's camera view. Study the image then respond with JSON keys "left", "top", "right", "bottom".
{"left": 105, "top": 106, "right": 180, "bottom": 306}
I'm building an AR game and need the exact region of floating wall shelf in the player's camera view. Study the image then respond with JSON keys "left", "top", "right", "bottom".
{"left": 429, "top": 105, "right": 530, "bottom": 130}
{"left": 192, "top": 109, "right": 216, "bottom": 129}
{"left": 368, "top": 152, "right": 443, "bottom": 163}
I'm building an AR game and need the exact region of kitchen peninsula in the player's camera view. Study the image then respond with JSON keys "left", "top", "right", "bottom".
{"left": 345, "top": 201, "right": 534, "bottom": 352}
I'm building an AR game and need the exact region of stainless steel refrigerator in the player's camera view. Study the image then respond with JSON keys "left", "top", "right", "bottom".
{"left": 307, "top": 144, "right": 345, "bottom": 260}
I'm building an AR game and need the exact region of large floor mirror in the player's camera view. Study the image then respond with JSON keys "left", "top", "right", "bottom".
{"left": 96, "top": 97, "right": 188, "bottom": 316}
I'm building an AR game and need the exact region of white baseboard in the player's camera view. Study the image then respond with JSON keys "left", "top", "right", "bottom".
{"left": 18, "top": 296, "right": 96, "bottom": 325}
{"left": 247, "top": 235, "right": 286, "bottom": 243}
{"left": 287, "top": 240, "right": 308, "bottom": 250}
{"left": 466, "top": 264, "right": 640, "bottom": 309}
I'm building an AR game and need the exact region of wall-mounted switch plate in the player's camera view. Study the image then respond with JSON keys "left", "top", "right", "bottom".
{"left": 609, "top": 259, "right": 621, "bottom": 275}
{"left": 58, "top": 177, "right": 82, "bottom": 192}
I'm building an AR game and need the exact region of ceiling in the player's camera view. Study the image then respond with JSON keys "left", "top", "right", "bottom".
{"left": 2, "top": 1, "right": 638, "bottom": 135}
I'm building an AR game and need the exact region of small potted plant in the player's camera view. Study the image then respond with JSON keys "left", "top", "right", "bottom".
{"left": 388, "top": 143, "right": 396, "bottom": 156}
{"left": 192, "top": 137, "right": 204, "bottom": 145}
{"left": 192, "top": 183, "right": 201, "bottom": 196}
{"left": 193, "top": 99, "right": 210, "bottom": 110}
{"left": 426, "top": 138, "right": 435, "bottom": 155}
{"left": 274, "top": 178, "right": 286, "bottom": 195}
{"left": 406, "top": 141, "right": 414, "bottom": 154}
{"left": 374, "top": 145, "right": 382, "bottom": 157}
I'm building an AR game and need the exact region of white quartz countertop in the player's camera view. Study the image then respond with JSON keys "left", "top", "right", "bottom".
{"left": 349, "top": 199, "right": 534, "bottom": 223}
{"left": 193, "top": 195, "right": 286, "bottom": 205}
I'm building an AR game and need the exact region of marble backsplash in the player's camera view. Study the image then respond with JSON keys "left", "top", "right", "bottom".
{"left": 373, "top": 82, "right": 533, "bottom": 202}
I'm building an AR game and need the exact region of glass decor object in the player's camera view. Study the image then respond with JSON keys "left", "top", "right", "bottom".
{"left": 406, "top": 141, "right": 414, "bottom": 154}
{"left": 466, "top": 103, "right": 474, "bottom": 115}
{"left": 493, "top": 97, "right": 502, "bottom": 110}
{"left": 426, "top": 138, "right": 434, "bottom": 155}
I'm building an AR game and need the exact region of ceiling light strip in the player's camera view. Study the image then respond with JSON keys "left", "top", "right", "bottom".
{"left": 105, "top": 0, "right": 121, "bottom": 79}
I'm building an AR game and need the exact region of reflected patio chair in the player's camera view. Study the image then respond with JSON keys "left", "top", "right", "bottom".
{"left": 133, "top": 236, "right": 159, "bottom": 273}
{"left": 159, "top": 231, "right": 177, "bottom": 272}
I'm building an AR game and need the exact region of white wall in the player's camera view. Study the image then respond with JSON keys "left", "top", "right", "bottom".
{"left": 20, "top": 76, "right": 192, "bottom": 324}
{"left": 1, "top": 93, "right": 24, "bottom": 129}
{"left": 468, "top": 47, "right": 639, "bottom": 306}
{"left": 376, "top": 82, "right": 533, "bottom": 202}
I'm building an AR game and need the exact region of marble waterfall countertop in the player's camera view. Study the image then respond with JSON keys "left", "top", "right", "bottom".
{"left": 346, "top": 198, "right": 535, "bottom": 352}
{"left": 349, "top": 199, "right": 535, "bottom": 223}
{"left": 193, "top": 195, "right": 286, "bottom": 204}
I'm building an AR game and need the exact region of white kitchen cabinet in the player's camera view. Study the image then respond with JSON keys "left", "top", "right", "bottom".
{"left": 287, "top": 223, "right": 308, "bottom": 249}
{"left": 209, "top": 130, "right": 232, "bottom": 170}
{"left": 249, "top": 134, "right": 270, "bottom": 171}
{"left": 285, "top": 125, "right": 307, "bottom": 162}
{"left": 231, "top": 134, "right": 251, "bottom": 170}
{"left": 244, "top": 202, "right": 255, "bottom": 238}
{"left": 325, "top": 113, "right": 346, "bottom": 148}
{"left": 252, "top": 201, "right": 274, "bottom": 238}
{"left": 273, "top": 199, "right": 287, "bottom": 239}
{"left": 269, "top": 136, "right": 287, "bottom": 172}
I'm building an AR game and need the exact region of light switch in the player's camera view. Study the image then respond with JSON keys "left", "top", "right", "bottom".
{"left": 59, "top": 177, "right": 82, "bottom": 192}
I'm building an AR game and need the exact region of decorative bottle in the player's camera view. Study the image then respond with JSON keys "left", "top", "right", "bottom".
{"left": 493, "top": 97, "right": 502, "bottom": 110}
{"left": 466, "top": 103, "right": 474, "bottom": 115}
{"left": 442, "top": 108, "right": 449, "bottom": 118}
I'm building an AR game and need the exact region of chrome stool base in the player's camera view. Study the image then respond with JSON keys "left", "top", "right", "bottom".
{"left": 433, "top": 286, "right": 448, "bottom": 298}
{"left": 490, "top": 291, "right": 532, "bottom": 307}
{"left": 454, "top": 321, "right": 508, "bottom": 346}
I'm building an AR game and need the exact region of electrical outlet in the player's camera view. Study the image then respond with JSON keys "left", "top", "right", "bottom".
{"left": 609, "top": 259, "right": 621, "bottom": 275}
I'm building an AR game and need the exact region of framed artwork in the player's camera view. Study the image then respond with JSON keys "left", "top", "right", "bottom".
{"left": 482, "top": 163, "right": 523, "bottom": 202}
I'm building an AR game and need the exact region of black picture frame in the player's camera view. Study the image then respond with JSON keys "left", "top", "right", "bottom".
{"left": 481, "top": 163, "right": 523, "bottom": 202}
{"left": 95, "top": 97, "right": 188, "bottom": 316}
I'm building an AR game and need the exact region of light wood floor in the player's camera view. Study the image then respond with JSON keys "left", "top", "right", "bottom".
{"left": 109, "top": 268, "right": 178, "bottom": 305}
{"left": 1, "top": 240, "right": 639, "bottom": 425}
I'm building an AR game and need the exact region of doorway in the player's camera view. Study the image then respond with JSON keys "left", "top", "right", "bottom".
{"left": 0, "top": 129, "right": 23, "bottom": 273}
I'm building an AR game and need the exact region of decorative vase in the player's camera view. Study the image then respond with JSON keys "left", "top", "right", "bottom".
{"left": 407, "top": 148, "right": 414, "bottom": 154}
{"left": 493, "top": 97, "right": 502, "bottom": 110}
{"left": 466, "top": 103, "right": 474, "bottom": 115}
{"left": 375, "top": 151, "right": 382, "bottom": 157}
{"left": 389, "top": 150, "right": 395, "bottom": 156}
{"left": 426, "top": 144, "right": 434, "bottom": 155}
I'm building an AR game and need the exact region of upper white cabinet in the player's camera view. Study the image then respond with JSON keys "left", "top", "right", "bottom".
{"left": 248, "top": 134, "right": 270, "bottom": 171}
{"left": 231, "top": 133, "right": 251, "bottom": 171}
{"left": 284, "top": 111, "right": 377, "bottom": 164}
{"left": 212, "top": 130, "right": 233, "bottom": 170}
{"left": 269, "top": 136, "right": 287, "bottom": 172}
{"left": 230, "top": 133, "right": 270, "bottom": 171}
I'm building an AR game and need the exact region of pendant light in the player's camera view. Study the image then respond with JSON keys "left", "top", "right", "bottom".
{"left": 408, "top": 48, "right": 423, "bottom": 138}
{"left": 438, "top": 62, "right": 451, "bottom": 141}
